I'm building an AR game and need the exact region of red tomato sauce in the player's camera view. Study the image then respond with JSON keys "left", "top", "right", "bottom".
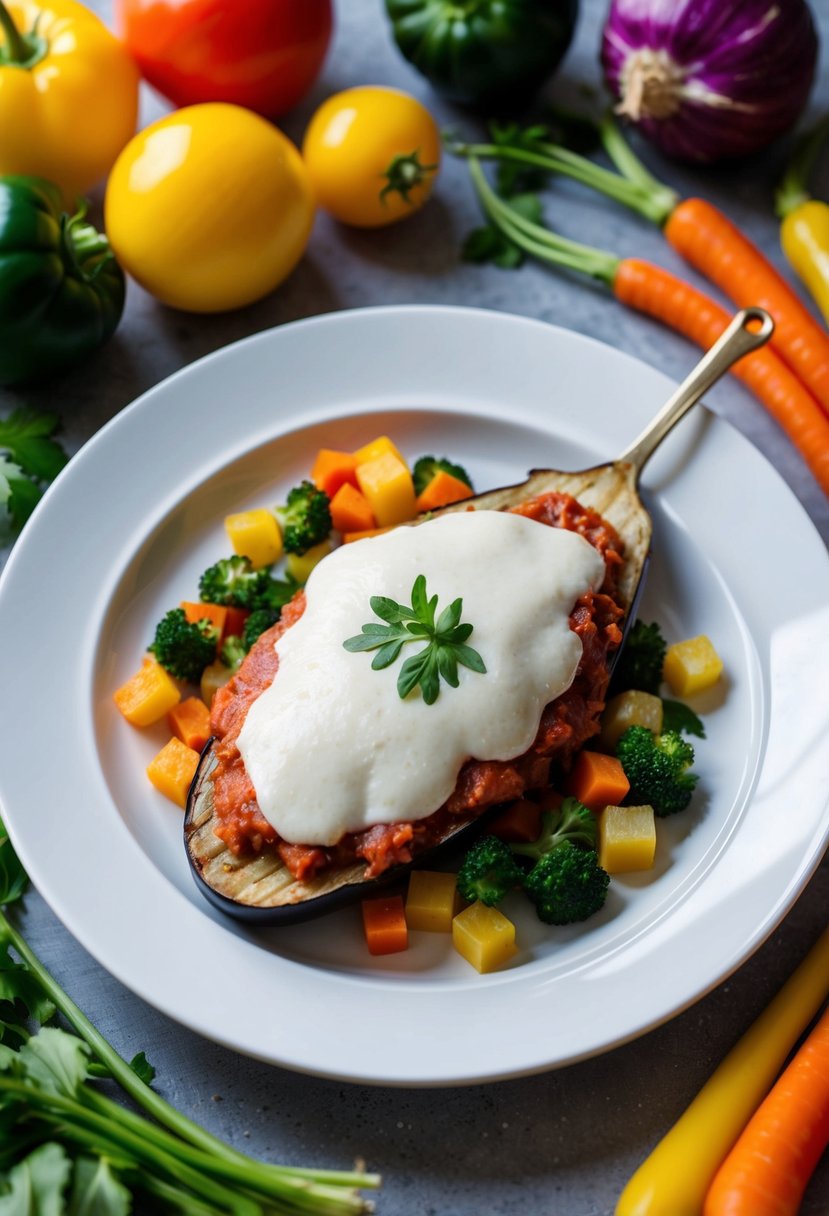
{"left": 208, "top": 493, "right": 625, "bottom": 881}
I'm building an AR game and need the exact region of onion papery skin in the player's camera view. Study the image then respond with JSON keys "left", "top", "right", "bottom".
{"left": 601, "top": 0, "right": 819, "bottom": 163}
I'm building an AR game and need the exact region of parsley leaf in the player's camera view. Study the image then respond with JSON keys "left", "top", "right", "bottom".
{"left": 343, "top": 574, "right": 486, "bottom": 705}
{"left": 0, "top": 410, "right": 68, "bottom": 534}
{"left": 462, "top": 192, "right": 544, "bottom": 270}
{"left": 662, "top": 698, "right": 706, "bottom": 738}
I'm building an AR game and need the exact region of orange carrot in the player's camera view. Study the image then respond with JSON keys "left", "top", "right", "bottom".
{"left": 167, "top": 696, "right": 211, "bottom": 753}
{"left": 180, "top": 601, "right": 227, "bottom": 634}
{"left": 222, "top": 605, "right": 249, "bottom": 641}
{"left": 665, "top": 199, "right": 829, "bottom": 414}
{"left": 329, "top": 482, "right": 377, "bottom": 534}
{"left": 487, "top": 798, "right": 542, "bottom": 844}
{"left": 614, "top": 259, "right": 829, "bottom": 497}
{"left": 311, "top": 448, "right": 359, "bottom": 498}
{"left": 415, "top": 470, "right": 474, "bottom": 512}
{"left": 361, "top": 895, "right": 408, "bottom": 955}
{"left": 566, "top": 751, "right": 629, "bottom": 812}
{"left": 704, "top": 1002, "right": 829, "bottom": 1216}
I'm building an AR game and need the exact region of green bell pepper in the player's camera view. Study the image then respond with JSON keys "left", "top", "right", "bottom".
{"left": 0, "top": 175, "right": 125, "bottom": 387}
{"left": 384, "top": 0, "right": 579, "bottom": 110}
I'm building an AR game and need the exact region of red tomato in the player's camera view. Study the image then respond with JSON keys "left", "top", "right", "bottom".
{"left": 115, "top": 0, "right": 333, "bottom": 118}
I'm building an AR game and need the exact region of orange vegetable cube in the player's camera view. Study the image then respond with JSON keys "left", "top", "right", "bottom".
{"left": 329, "top": 482, "right": 377, "bottom": 535}
{"left": 167, "top": 696, "right": 211, "bottom": 753}
{"left": 222, "top": 605, "right": 250, "bottom": 641}
{"left": 361, "top": 895, "right": 408, "bottom": 955}
{"left": 225, "top": 508, "right": 283, "bottom": 568}
{"left": 113, "top": 660, "right": 181, "bottom": 727}
{"left": 353, "top": 435, "right": 408, "bottom": 470}
{"left": 567, "top": 750, "right": 630, "bottom": 812}
{"left": 311, "top": 448, "right": 359, "bottom": 498}
{"left": 415, "top": 470, "right": 474, "bottom": 512}
{"left": 342, "top": 525, "right": 395, "bottom": 543}
{"left": 180, "top": 601, "right": 227, "bottom": 634}
{"left": 146, "top": 737, "right": 200, "bottom": 808}
{"left": 452, "top": 902, "right": 518, "bottom": 973}
{"left": 356, "top": 452, "right": 417, "bottom": 527}
{"left": 406, "top": 871, "right": 459, "bottom": 932}
{"left": 487, "top": 798, "right": 542, "bottom": 844}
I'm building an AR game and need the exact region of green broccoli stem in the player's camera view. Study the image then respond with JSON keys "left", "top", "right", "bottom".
{"left": 0, "top": 910, "right": 378, "bottom": 1208}
{"left": 451, "top": 128, "right": 677, "bottom": 225}
{"left": 468, "top": 158, "right": 620, "bottom": 285}
{"left": 775, "top": 115, "right": 829, "bottom": 218}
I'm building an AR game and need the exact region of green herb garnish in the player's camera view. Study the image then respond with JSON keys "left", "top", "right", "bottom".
{"left": 343, "top": 574, "right": 486, "bottom": 705}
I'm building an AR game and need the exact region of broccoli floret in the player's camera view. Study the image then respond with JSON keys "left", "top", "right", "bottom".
{"left": 610, "top": 619, "right": 667, "bottom": 696}
{"left": 616, "top": 725, "right": 698, "bottom": 816}
{"left": 523, "top": 842, "right": 610, "bottom": 924}
{"left": 412, "top": 455, "right": 473, "bottom": 497}
{"left": 198, "top": 555, "right": 271, "bottom": 608}
{"left": 510, "top": 797, "right": 597, "bottom": 862}
{"left": 456, "top": 836, "right": 524, "bottom": 906}
{"left": 243, "top": 607, "right": 280, "bottom": 651}
{"left": 257, "top": 574, "right": 299, "bottom": 614}
{"left": 276, "top": 481, "right": 332, "bottom": 554}
{"left": 149, "top": 608, "right": 218, "bottom": 683}
{"left": 220, "top": 634, "right": 247, "bottom": 673}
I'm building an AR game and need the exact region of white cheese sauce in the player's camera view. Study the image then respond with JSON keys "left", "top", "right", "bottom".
{"left": 237, "top": 510, "right": 605, "bottom": 846}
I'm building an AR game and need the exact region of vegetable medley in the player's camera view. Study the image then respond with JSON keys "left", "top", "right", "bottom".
{"left": 114, "top": 434, "right": 725, "bottom": 974}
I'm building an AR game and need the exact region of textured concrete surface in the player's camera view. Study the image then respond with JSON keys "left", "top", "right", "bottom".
{"left": 1, "top": 0, "right": 828, "bottom": 1213}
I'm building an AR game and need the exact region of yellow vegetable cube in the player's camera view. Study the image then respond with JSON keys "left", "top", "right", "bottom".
{"left": 663, "top": 634, "right": 723, "bottom": 696}
{"left": 200, "top": 660, "right": 232, "bottom": 708}
{"left": 452, "top": 901, "right": 518, "bottom": 973}
{"left": 406, "top": 871, "right": 459, "bottom": 932}
{"left": 286, "top": 538, "right": 332, "bottom": 584}
{"left": 146, "top": 737, "right": 200, "bottom": 808}
{"left": 599, "top": 690, "right": 664, "bottom": 751}
{"left": 353, "top": 435, "right": 408, "bottom": 470}
{"left": 225, "top": 508, "right": 283, "bottom": 569}
{"left": 113, "top": 659, "right": 181, "bottom": 727}
{"left": 599, "top": 804, "right": 656, "bottom": 873}
{"left": 356, "top": 452, "right": 417, "bottom": 527}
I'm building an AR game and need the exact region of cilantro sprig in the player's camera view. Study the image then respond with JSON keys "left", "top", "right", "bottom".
{"left": 343, "top": 574, "right": 486, "bottom": 704}
{"left": 0, "top": 408, "right": 68, "bottom": 533}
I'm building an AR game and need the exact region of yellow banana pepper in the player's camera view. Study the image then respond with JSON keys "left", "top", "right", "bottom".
{"left": 0, "top": 0, "right": 139, "bottom": 199}
{"left": 776, "top": 116, "right": 829, "bottom": 327}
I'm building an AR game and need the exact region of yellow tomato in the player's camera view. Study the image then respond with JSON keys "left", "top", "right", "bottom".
{"left": 302, "top": 86, "right": 440, "bottom": 228}
{"left": 104, "top": 103, "right": 315, "bottom": 313}
{"left": 0, "top": 0, "right": 139, "bottom": 199}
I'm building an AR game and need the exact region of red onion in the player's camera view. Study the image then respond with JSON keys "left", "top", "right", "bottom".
{"left": 601, "top": 0, "right": 820, "bottom": 163}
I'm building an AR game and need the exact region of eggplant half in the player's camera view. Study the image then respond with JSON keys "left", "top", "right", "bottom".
{"left": 184, "top": 461, "right": 651, "bottom": 925}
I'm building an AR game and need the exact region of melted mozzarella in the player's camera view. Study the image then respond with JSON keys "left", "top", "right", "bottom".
{"left": 237, "top": 510, "right": 605, "bottom": 846}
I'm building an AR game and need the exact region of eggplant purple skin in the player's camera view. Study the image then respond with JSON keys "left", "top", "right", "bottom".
{"left": 601, "top": 0, "right": 819, "bottom": 162}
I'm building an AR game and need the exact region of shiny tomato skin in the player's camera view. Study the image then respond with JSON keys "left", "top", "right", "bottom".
{"left": 115, "top": 0, "right": 332, "bottom": 117}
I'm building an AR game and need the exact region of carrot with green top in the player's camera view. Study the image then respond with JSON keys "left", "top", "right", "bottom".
{"left": 704, "top": 1001, "right": 829, "bottom": 1216}
{"left": 464, "top": 158, "right": 829, "bottom": 498}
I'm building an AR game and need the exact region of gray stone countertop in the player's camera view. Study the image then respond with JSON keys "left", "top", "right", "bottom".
{"left": 1, "top": 1, "right": 828, "bottom": 1213}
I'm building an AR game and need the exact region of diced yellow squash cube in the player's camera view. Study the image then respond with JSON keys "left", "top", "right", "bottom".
{"left": 356, "top": 452, "right": 417, "bottom": 527}
{"left": 406, "top": 871, "right": 459, "bottom": 932}
{"left": 146, "top": 737, "right": 200, "bottom": 808}
{"left": 113, "top": 659, "right": 181, "bottom": 727}
{"left": 200, "top": 660, "right": 232, "bottom": 708}
{"left": 599, "top": 690, "right": 664, "bottom": 751}
{"left": 286, "top": 538, "right": 332, "bottom": 584}
{"left": 663, "top": 634, "right": 723, "bottom": 696}
{"left": 353, "top": 435, "right": 408, "bottom": 471}
{"left": 225, "top": 508, "right": 283, "bottom": 569}
{"left": 598, "top": 804, "right": 656, "bottom": 873}
{"left": 452, "top": 901, "right": 518, "bottom": 973}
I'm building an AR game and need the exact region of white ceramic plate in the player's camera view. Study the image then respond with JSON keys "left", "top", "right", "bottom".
{"left": 1, "top": 306, "right": 828, "bottom": 1086}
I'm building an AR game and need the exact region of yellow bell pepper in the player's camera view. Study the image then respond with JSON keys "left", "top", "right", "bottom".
{"left": 776, "top": 116, "right": 829, "bottom": 326}
{"left": 0, "top": 0, "right": 139, "bottom": 198}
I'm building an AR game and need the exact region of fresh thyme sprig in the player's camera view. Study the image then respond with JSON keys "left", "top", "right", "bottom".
{"left": 343, "top": 574, "right": 486, "bottom": 705}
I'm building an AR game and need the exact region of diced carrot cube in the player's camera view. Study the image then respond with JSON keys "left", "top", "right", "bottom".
{"left": 222, "top": 605, "right": 250, "bottom": 641}
{"left": 114, "top": 660, "right": 181, "bottom": 727}
{"left": 311, "top": 449, "right": 359, "bottom": 498}
{"left": 361, "top": 894, "right": 408, "bottom": 955}
{"left": 567, "top": 751, "right": 630, "bottom": 812}
{"left": 180, "top": 601, "right": 227, "bottom": 634}
{"left": 329, "top": 482, "right": 377, "bottom": 535}
{"left": 353, "top": 435, "right": 408, "bottom": 470}
{"left": 356, "top": 452, "right": 417, "bottom": 527}
{"left": 146, "top": 737, "right": 200, "bottom": 808}
{"left": 487, "top": 799, "right": 542, "bottom": 844}
{"left": 167, "top": 696, "right": 211, "bottom": 752}
{"left": 415, "top": 470, "right": 474, "bottom": 512}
